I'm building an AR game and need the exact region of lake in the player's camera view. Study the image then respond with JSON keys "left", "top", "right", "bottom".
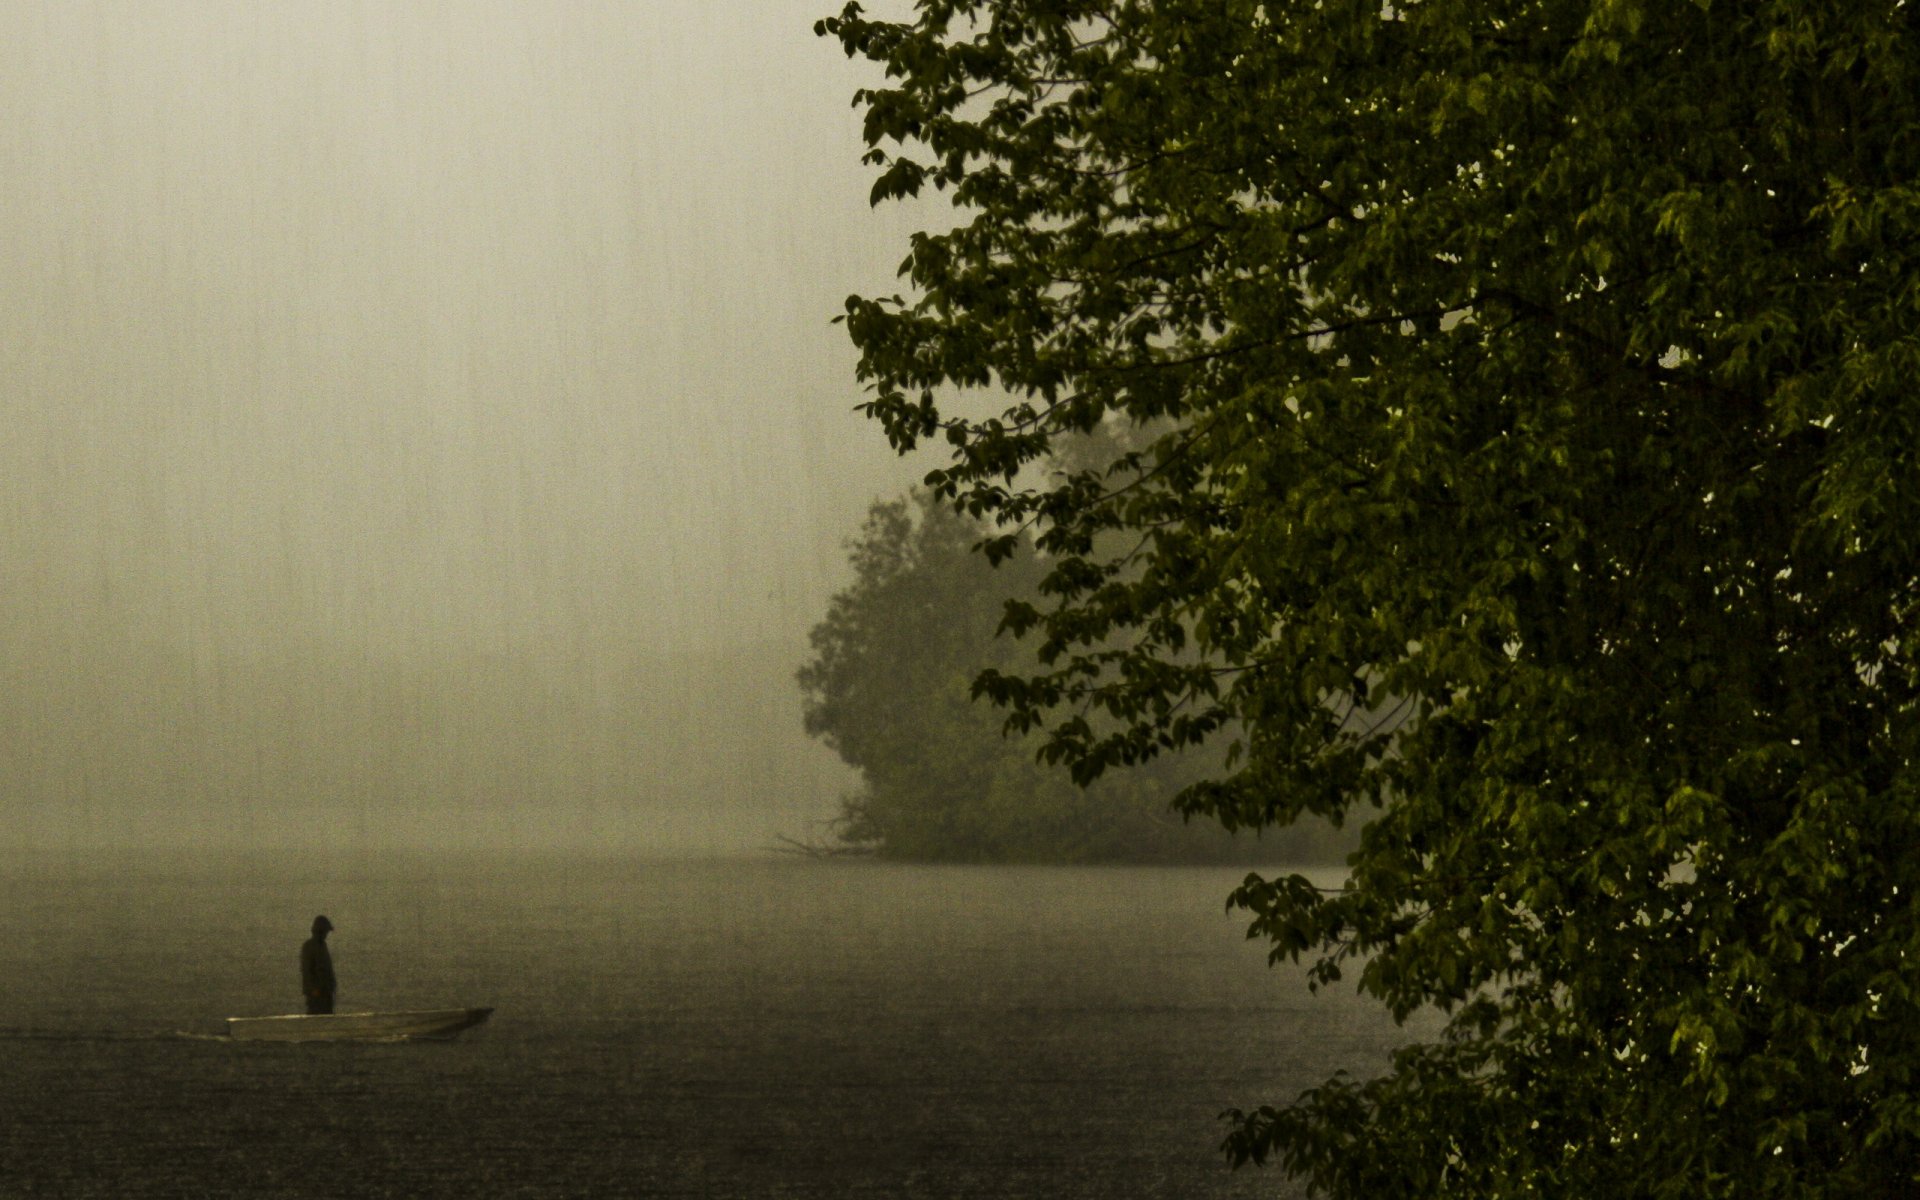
{"left": 0, "top": 851, "right": 1417, "bottom": 1197}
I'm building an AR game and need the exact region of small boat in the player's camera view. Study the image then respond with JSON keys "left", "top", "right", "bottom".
{"left": 226, "top": 1007, "right": 493, "bottom": 1042}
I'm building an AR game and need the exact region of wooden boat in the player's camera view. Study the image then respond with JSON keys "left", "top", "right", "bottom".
{"left": 226, "top": 1007, "right": 493, "bottom": 1042}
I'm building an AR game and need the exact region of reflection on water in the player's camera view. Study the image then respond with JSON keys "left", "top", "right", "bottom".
{"left": 0, "top": 853, "right": 1418, "bottom": 1198}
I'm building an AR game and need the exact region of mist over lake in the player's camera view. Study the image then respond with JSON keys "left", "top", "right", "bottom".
{"left": 0, "top": 853, "right": 1417, "bottom": 1198}
{"left": 0, "top": 1, "right": 933, "bottom": 854}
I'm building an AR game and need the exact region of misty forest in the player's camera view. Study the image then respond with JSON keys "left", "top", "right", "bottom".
{"left": 6, "top": 1, "right": 1920, "bottom": 1198}
{"left": 798, "top": 485, "right": 1355, "bottom": 863}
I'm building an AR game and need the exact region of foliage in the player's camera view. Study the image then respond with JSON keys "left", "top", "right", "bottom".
{"left": 799, "top": 488, "right": 1341, "bottom": 862}
{"left": 817, "top": 0, "right": 1920, "bottom": 1195}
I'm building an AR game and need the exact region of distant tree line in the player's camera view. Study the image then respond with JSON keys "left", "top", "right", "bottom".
{"left": 798, "top": 486, "right": 1352, "bottom": 864}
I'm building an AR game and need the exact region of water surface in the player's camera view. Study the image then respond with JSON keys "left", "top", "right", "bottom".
{"left": 0, "top": 852, "right": 1414, "bottom": 1197}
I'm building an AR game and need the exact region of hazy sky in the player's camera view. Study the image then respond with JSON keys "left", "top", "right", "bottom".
{"left": 0, "top": 1, "right": 935, "bottom": 852}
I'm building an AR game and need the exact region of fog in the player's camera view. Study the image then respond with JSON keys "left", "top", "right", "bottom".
{"left": 0, "top": 2, "right": 933, "bottom": 853}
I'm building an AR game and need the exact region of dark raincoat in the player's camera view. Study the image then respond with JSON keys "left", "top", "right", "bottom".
{"left": 301, "top": 918, "right": 336, "bottom": 1014}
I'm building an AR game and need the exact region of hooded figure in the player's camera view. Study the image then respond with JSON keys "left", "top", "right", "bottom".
{"left": 302, "top": 915, "right": 336, "bottom": 1014}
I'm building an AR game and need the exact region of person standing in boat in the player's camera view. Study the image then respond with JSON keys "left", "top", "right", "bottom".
{"left": 302, "top": 915, "right": 337, "bottom": 1014}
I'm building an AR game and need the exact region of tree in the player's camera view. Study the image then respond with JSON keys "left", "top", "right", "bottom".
{"left": 799, "top": 488, "right": 1335, "bottom": 862}
{"left": 817, "top": 1, "right": 1920, "bottom": 1195}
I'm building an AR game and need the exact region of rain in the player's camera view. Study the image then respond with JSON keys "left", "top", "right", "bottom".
{"left": 0, "top": 7, "right": 1409, "bottom": 1197}
{"left": 0, "top": 0, "right": 928, "bottom": 854}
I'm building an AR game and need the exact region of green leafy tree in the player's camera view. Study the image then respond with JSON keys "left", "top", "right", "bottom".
{"left": 800, "top": 489, "right": 1331, "bottom": 861}
{"left": 818, "top": 1, "right": 1920, "bottom": 1195}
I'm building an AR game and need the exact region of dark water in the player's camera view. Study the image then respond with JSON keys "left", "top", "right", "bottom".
{"left": 0, "top": 852, "right": 1413, "bottom": 1197}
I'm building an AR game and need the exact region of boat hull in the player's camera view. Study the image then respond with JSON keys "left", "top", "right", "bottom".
{"left": 226, "top": 1007, "right": 493, "bottom": 1042}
